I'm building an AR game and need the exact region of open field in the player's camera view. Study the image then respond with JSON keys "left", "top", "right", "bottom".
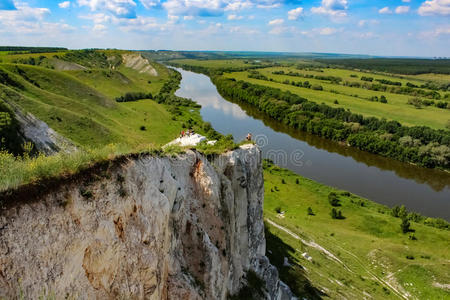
{"left": 169, "top": 58, "right": 274, "bottom": 69}
{"left": 408, "top": 73, "right": 450, "bottom": 84}
{"left": 222, "top": 68, "right": 449, "bottom": 130}
{"left": 263, "top": 161, "right": 450, "bottom": 299}
{"left": 168, "top": 59, "right": 449, "bottom": 129}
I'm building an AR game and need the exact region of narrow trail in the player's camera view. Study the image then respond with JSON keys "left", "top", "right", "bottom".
{"left": 266, "top": 218, "right": 409, "bottom": 300}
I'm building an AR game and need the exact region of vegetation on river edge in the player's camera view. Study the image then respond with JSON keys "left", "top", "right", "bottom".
{"left": 263, "top": 160, "right": 450, "bottom": 299}
{"left": 169, "top": 61, "right": 449, "bottom": 170}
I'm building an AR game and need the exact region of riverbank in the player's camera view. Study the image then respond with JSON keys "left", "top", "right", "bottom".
{"left": 171, "top": 67, "right": 450, "bottom": 220}
{"left": 263, "top": 160, "right": 450, "bottom": 299}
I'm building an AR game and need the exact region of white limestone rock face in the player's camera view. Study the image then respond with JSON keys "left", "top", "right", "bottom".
{"left": 13, "top": 110, "right": 78, "bottom": 155}
{"left": 0, "top": 144, "right": 294, "bottom": 299}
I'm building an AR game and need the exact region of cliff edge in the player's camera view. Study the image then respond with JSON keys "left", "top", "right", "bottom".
{"left": 0, "top": 144, "right": 294, "bottom": 299}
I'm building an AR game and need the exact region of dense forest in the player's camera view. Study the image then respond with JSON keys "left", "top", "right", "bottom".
{"left": 0, "top": 46, "right": 67, "bottom": 54}
{"left": 212, "top": 76, "right": 450, "bottom": 169}
{"left": 316, "top": 58, "right": 450, "bottom": 75}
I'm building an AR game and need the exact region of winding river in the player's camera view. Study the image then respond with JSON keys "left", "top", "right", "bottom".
{"left": 174, "top": 68, "right": 450, "bottom": 220}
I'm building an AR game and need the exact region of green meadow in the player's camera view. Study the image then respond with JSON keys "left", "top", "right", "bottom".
{"left": 223, "top": 69, "right": 449, "bottom": 130}
{"left": 263, "top": 161, "right": 450, "bottom": 299}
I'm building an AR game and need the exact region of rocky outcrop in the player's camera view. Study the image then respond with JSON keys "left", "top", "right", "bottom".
{"left": 0, "top": 144, "right": 294, "bottom": 299}
{"left": 12, "top": 109, "right": 78, "bottom": 155}
{"left": 0, "top": 96, "right": 77, "bottom": 155}
{"left": 122, "top": 54, "right": 158, "bottom": 76}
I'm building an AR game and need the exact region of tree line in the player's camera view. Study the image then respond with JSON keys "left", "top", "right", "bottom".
{"left": 258, "top": 70, "right": 446, "bottom": 100}
{"left": 0, "top": 46, "right": 67, "bottom": 54}
{"left": 153, "top": 69, "right": 200, "bottom": 108}
{"left": 115, "top": 92, "right": 153, "bottom": 102}
{"left": 212, "top": 76, "right": 450, "bottom": 169}
{"left": 316, "top": 58, "right": 450, "bottom": 75}
{"left": 343, "top": 81, "right": 443, "bottom": 99}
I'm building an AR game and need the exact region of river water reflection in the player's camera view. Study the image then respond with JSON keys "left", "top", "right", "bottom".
{"left": 174, "top": 67, "right": 450, "bottom": 220}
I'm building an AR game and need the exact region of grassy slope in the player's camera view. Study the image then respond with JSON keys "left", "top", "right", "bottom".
{"left": 0, "top": 52, "right": 188, "bottom": 148}
{"left": 263, "top": 163, "right": 450, "bottom": 299}
{"left": 223, "top": 69, "right": 449, "bottom": 130}
{"left": 408, "top": 73, "right": 450, "bottom": 84}
{"left": 67, "top": 60, "right": 168, "bottom": 99}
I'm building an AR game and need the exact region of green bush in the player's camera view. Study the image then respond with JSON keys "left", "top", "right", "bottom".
{"left": 331, "top": 208, "right": 345, "bottom": 219}
{"left": 328, "top": 192, "right": 340, "bottom": 207}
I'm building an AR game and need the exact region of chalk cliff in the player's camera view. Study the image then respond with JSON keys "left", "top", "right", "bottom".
{"left": 0, "top": 144, "right": 294, "bottom": 299}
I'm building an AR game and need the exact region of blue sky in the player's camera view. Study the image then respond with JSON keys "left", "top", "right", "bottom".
{"left": 0, "top": 0, "right": 449, "bottom": 56}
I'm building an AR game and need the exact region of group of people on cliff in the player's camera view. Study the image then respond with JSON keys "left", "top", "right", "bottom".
{"left": 180, "top": 129, "right": 195, "bottom": 138}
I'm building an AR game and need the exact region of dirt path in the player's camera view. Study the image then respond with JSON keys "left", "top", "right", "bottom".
{"left": 266, "top": 218, "right": 409, "bottom": 300}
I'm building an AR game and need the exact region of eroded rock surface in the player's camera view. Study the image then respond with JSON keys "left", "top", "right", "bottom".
{"left": 122, "top": 54, "right": 158, "bottom": 76}
{"left": 0, "top": 144, "right": 294, "bottom": 299}
{"left": 13, "top": 109, "right": 78, "bottom": 155}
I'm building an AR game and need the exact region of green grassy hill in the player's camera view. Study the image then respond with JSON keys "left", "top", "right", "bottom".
{"left": 263, "top": 161, "right": 450, "bottom": 299}
{"left": 0, "top": 50, "right": 188, "bottom": 149}
{"left": 0, "top": 49, "right": 221, "bottom": 192}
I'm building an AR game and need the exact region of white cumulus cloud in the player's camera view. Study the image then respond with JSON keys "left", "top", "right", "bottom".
{"left": 288, "top": 7, "right": 303, "bottom": 20}
{"left": 311, "top": 0, "right": 348, "bottom": 17}
{"left": 0, "top": 2, "right": 74, "bottom": 35}
{"left": 140, "top": 0, "right": 160, "bottom": 9}
{"left": 378, "top": 7, "right": 392, "bottom": 14}
{"left": 77, "top": 0, "right": 137, "bottom": 18}
{"left": 418, "top": 0, "right": 450, "bottom": 16}
{"left": 58, "top": 1, "right": 71, "bottom": 9}
{"left": 161, "top": 0, "right": 283, "bottom": 17}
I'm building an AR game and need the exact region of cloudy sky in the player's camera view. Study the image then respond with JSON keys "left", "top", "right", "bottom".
{"left": 0, "top": 0, "right": 449, "bottom": 56}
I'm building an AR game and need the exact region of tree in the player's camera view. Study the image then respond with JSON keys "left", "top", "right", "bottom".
{"left": 331, "top": 208, "right": 344, "bottom": 219}
{"left": 401, "top": 217, "right": 411, "bottom": 234}
{"left": 328, "top": 192, "right": 340, "bottom": 207}
{"left": 398, "top": 205, "right": 408, "bottom": 219}
{"left": 392, "top": 205, "right": 408, "bottom": 218}
{"left": 307, "top": 207, "right": 314, "bottom": 216}
{"left": 408, "top": 97, "right": 422, "bottom": 109}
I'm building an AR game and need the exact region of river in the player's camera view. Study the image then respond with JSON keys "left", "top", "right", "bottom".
{"left": 174, "top": 67, "right": 450, "bottom": 220}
